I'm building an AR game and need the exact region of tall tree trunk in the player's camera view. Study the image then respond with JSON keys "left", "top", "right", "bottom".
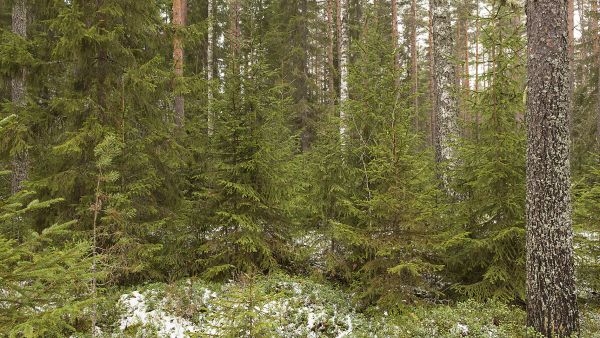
{"left": 593, "top": 0, "right": 600, "bottom": 148}
{"left": 327, "top": 0, "right": 336, "bottom": 105}
{"left": 338, "top": 0, "right": 349, "bottom": 144}
{"left": 568, "top": 0, "right": 575, "bottom": 132}
{"left": 207, "top": 0, "right": 214, "bottom": 136}
{"left": 411, "top": 0, "right": 419, "bottom": 133}
{"left": 526, "top": 0, "right": 580, "bottom": 335}
{"left": 429, "top": 3, "right": 437, "bottom": 147}
{"left": 392, "top": 0, "right": 400, "bottom": 70}
{"left": 462, "top": 3, "right": 470, "bottom": 138}
{"left": 173, "top": 0, "right": 186, "bottom": 129}
{"left": 431, "top": 0, "right": 459, "bottom": 193}
{"left": 299, "top": 0, "right": 310, "bottom": 151}
{"left": 474, "top": 0, "right": 480, "bottom": 141}
{"left": 11, "top": 0, "right": 27, "bottom": 194}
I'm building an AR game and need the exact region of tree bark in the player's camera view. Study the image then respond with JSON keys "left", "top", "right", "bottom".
{"left": 411, "top": 0, "right": 419, "bottom": 133}
{"left": 593, "top": 0, "right": 600, "bottom": 149}
{"left": 392, "top": 0, "right": 400, "bottom": 70}
{"left": 462, "top": 2, "right": 470, "bottom": 138}
{"left": 431, "top": 0, "right": 459, "bottom": 193}
{"left": 526, "top": 0, "right": 580, "bottom": 335}
{"left": 474, "top": 0, "right": 480, "bottom": 141}
{"left": 568, "top": 0, "right": 575, "bottom": 132}
{"left": 11, "top": 0, "right": 28, "bottom": 194}
{"left": 338, "top": 0, "right": 349, "bottom": 145}
{"left": 327, "top": 0, "right": 336, "bottom": 105}
{"left": 207, "top": 0, "right": 214, "bottom": 136}
{"left": 429, "top": 3, "right": 437, "bottom": 147}
{"left": 173, "top": 0, "right": 186, "bottom": 129}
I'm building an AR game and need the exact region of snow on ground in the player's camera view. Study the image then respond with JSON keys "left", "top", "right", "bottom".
{"left": 113, "top": 277, "right": 392, "bottom": 337}
{"left": 118, "top": 290, "right": 199, "bottom": 337}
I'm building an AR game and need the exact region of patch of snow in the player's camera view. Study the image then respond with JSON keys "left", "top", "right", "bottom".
{"left": 118, "top": 290, "right": 199, "bottom": 337}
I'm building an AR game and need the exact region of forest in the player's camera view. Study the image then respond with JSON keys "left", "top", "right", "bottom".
{"left": 0, "top": 0, "right": 599, "bottom": 336}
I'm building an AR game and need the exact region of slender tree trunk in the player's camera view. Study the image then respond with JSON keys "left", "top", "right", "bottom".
{"left": 431, "top": 0, "right": 459, "bottom": 193}
{"left": 429, "top": 3, "right": 437, "bottom": 147}
{"left": 462, "top": 4, "right": 470, "bottom": 138}
{"left": 474, "top": 0, "right": 480, "bottom": 141}
{"left": 173, "top": 0, "right": 186, "bottom": 129}
{"left": 327, "top": 0, "right": 336, "bottom": 105}
{"left": 207, "top": 0, "right": 214, "bottom": 136}
{"left": 338, "top": 0, "right": 349, "bottom": 144}
{"left": 392, "top": 0, "right": 400, "bottom": 70}
{"left": 411, "top": 0, "right": 419, "bottom": 133}
{"left": 11, "top": 0, "right": 27, "bottom": 194}
{"left": 526, "top": 0, "right": 580, "bottom": 335}
{"left": 299, "top": 0, "right": 310, "bottom": 151}
{"left": 593, "top": 0, "right": 600, "bottom": 148}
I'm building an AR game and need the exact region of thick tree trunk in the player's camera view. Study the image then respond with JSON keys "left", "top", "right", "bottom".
{"left": 338, "top": 0, "right": 348, "bottom": 144}
{"left": 430, "top": 0, "right": 459, "bottom": 192}
{"left": 11, "top": 0, "right": 28, "bottom": 194}
{"left": 526, "top": 0, "right": 580, "bottom": 336}
{"left": 173, "top": 0, "right": 186, "bottom": 129}
{"left": 207, "top": 0, "right": 214, "bottom": 136}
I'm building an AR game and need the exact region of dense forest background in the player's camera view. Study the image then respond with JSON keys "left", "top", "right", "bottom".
{"left": 0, "top": 0, "right": 599, "bottom": 336}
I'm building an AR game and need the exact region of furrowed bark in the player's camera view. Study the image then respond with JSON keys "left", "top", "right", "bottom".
{"left": 526, "top": 0, "right": 580, "bottom": 335}
{"left": 11, "top": 0, "right": 28, "bottom": 194}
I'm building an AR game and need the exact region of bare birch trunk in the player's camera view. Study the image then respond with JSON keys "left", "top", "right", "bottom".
{"left": 207, "top": 0, "right": 214, "bottom": 136}
{"left": 526, "top": 0, "right": 580, "bottom": 335}
{"left": 431, "top": 0, "right": 459, "bottom": 193}
{"left": 11, "top": 0, "right": 28, "bottom": 194}
{"left": 173, "top": 0, "right": 186, "bottom": 129}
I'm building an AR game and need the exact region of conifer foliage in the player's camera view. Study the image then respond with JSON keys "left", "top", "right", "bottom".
{"left": 0, "top": 0, "right": 598, "bottom": 336}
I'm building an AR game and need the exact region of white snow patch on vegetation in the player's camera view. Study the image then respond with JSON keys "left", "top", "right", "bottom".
{"left": 118, "top": 290, "right": 199, "bottom": 337}
{"left": 110, "top": 276, "right": 394, "bottom": 337}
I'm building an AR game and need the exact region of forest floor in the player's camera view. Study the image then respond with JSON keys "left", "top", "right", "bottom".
{"left": 91, "top": 274, "right": 600, "bottom": 338}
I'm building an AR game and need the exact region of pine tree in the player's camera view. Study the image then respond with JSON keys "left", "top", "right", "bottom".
{"left": 526, "top": 0, "right": 580, "bottom": 334}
